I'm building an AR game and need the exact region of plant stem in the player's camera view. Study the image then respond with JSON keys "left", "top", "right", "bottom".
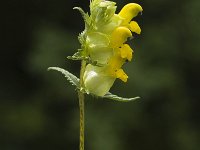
{"left": 78, "top": 60, "right": 86, "bottom": 150}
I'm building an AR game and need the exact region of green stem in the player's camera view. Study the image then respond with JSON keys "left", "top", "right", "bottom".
{"left": 78, "top": 60, "right": 86, "bottom": 150}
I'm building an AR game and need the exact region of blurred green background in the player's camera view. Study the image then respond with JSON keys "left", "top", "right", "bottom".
{"left": 1, "top": 0, "right": 200, "bottom": 150}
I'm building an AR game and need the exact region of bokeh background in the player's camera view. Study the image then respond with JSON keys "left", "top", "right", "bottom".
{"left": 1, "top": 0, "right": 200, "bottom": 150}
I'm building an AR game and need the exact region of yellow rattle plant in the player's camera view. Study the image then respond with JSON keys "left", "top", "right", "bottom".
{"left": 48, "top": 0, "right": 143, "bottom": 150}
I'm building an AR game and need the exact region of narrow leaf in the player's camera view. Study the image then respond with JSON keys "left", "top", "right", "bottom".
{"left": 102, "top": 92, "right": 140, "bottom": 102}
{"left": 67, "top": 55, "right": 104, "bottom": 67}
{"left": 67, "top": 49, "right": 86, "bottom": 61}
{"left": 73, "top": 7, "right": 90, "bottom": 28}
{"left": 48, "top": 67, "right": 80, "bottom": 88}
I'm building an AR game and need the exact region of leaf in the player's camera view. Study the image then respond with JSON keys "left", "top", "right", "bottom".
{"left": 48, "top": 67, "right": 80, "bottom": 88}
{"left": 102, "top": 92, "right": 140, "bottom": 102}
{"left": 73, "top": 7, "right": 91, "bottom": 29}
{"left": 67, "top": 49, "right": 85, "bottom": 61}
{"left": 67, "top": 54, "right": 104, "bottom": 67}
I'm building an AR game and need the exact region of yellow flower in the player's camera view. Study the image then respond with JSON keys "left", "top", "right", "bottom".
{"left": 110, "top": 27, "right": 132, "bottom": 48}
{"left": 81, "top": 0, "right": 142, "bottom": 96}
{"left": 119, "top": 3, "right": 143, "bottom": 25}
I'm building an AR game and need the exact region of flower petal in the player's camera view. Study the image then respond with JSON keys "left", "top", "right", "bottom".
{"left": 111, "top": 27, "right": 132, "bottom": 47}
{"left": 119, "top": 44, "right": 133, "bottom": 61}
{"left": 115, "top": 69, "right": 128, "bottom": 82}
{"left": 118, "top": 3, "right": 143, "bottom": 24}
{"left": 129, "top": 21, "right": 141, "bottom": 34}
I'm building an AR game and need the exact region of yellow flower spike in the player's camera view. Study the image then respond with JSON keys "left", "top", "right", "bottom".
{"left": 74, "top": 0, "right": 143, "bottom": 97}
{"left": 118, "top": 3, "right": 143, "bottom": 24}
{"left": 129, "top": 21, "right": 141, "bottom": 34}
{"left": 115, "top": 69, "right": 128, "bottom": 82}
{"left": 119, "top": 44, "right": 133, "bottom": 61}
{"left": 111, "top": 27, "right": 132, "bottom": 48}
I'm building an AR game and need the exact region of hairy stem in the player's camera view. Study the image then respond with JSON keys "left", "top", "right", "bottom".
{"left": 78, "top": 60, "right": 86, "bottom": 150}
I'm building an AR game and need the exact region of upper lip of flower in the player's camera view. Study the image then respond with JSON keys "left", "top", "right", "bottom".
{"left": 110, "top": 26, "right": 132, "bottom": 48}
{"left": 118, "top": 3, "right": 143, "bottom": 25}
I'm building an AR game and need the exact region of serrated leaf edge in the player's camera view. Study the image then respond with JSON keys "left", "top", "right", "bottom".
{"left": 102, "top": 92, "right": 140, "bottom": 102}
{"left": 48, "top": 67, "right": 80, "bottom": 88}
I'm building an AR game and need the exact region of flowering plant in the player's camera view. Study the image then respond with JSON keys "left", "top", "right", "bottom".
{"left": 48, "top": 0, "right": 142, "bottom": 149}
